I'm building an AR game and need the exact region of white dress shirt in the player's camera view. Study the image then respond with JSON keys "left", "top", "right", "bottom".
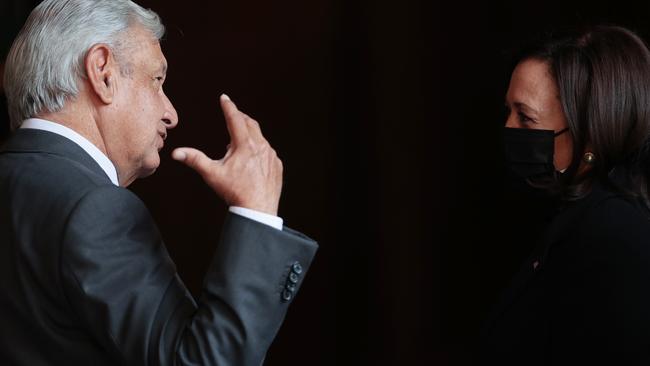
{"left": 20, "top": 118, "right": 283, "bottom": 230}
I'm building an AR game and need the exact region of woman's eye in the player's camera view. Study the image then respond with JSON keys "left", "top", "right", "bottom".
{"left": 518, "top": 112, "right": 532, "bottom": 123}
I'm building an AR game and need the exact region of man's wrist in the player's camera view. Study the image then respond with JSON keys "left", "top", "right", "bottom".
{"left": 229, "top": 206, "right": 283, "bottom": 230}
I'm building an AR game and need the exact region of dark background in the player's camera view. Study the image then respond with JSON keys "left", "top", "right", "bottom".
{"left": 2, "top": 1, "right": 650, "bottom": 365}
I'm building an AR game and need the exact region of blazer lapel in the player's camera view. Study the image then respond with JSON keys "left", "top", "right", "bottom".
{"left": 482, "top": 195, "right": 596, "bottom": 333}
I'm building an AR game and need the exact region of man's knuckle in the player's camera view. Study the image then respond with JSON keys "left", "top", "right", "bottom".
{"left": 244, "top": 137, "right": 257, "bottom": 150}
{"left": 186, "top": 154, "right": 198, "bottom": 166}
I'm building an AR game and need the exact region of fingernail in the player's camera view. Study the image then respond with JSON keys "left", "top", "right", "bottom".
{"left": 221, "top": 94, "right": 231, "bottom": 102}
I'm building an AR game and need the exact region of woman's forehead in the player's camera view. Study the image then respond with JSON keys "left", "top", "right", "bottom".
{"left": 507, "top": 59, "right": 559, "bottom": 111}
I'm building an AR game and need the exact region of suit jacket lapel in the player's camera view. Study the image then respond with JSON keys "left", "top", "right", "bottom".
{"left": 482, "top": 195, "right": 596, "bottom": 333}
{"left": 0, "top": 128, "right": 112, "bottom": 184}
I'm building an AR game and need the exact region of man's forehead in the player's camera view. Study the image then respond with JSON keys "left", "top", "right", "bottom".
{"left": 148, "top": 41, "right": 167, "bottom": 73}
{"left": 128, "top": 38, "right": 167, "bottom": 72}
{"left": 122, "top": 25, "right": 165, "bottom": 62}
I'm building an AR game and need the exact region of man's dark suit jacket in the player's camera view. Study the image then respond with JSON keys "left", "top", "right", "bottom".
{"left": 0, "top": 129, "right": 318, "bottom": 365}
{"left": 481, "top": 175, "right": 650, "bottom": 364}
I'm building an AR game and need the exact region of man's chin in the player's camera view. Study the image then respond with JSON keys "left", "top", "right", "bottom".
{"left": 140, "top": 167, "right": 157, "bottom": 178}
{"left": 135, "top": 160, "right": 160, "bottom": 181}
{"left": 139, "top": 160, "right": 159, "bottom": 177}
{"left": 141, "top": 155, "right": 161, "bottom": 177}
{"left": 122, "top": 166, "right": 157, "bottom": 187}
{"left": 123, "top": 156, "right": 160, "bottom": 186}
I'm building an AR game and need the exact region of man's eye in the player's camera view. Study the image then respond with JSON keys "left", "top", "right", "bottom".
{"left": 155, "top": 77, "right": 164, "bottom": 82}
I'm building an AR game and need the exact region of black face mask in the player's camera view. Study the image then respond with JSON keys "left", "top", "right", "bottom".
{"left": 502, "top": 127, "right": 569, "bottom": 180}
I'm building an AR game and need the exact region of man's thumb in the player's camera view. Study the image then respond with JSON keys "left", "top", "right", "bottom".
{"left": 172, "top": 148, "right": 214, "bottom": 176}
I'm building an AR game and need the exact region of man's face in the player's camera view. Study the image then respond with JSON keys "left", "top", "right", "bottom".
{"left": 102, "top": 25, "right": 178, "bottom": 186}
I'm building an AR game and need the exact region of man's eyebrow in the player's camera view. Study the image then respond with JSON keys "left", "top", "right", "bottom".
{"left": 160, "top": 63, "right": 168, "bottom": 75}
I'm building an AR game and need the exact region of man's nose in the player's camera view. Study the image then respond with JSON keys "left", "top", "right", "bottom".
{"left": 162, "top": 94, "right": 179, "bottom": 129}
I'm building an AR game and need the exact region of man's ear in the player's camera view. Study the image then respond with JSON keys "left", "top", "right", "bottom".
{"left": 85, "top": 44, "right": 117, "bottom": 104}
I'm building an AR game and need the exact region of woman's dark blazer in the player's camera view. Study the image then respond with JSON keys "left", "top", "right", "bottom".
{"left": 481, "top": 175, "right": 650, "bottom": 365}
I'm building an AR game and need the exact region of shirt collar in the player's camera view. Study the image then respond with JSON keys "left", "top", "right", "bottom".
{"left": 20, "top": 118, "right": 120, "bottom": 186}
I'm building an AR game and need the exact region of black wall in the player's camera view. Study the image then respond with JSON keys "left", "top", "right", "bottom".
{"left": 2, "top": 0, "right": 650, "bottom": 364}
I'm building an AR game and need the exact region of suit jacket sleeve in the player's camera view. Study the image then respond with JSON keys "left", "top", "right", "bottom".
{"left": 59, "top": 185, "right": 318, "bottom": 366}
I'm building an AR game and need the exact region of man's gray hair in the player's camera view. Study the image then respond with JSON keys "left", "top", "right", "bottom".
{"left": 3, "top": 0, "right": 165, "bottom": 130}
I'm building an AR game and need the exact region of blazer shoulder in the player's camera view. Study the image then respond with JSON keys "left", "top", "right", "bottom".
{"left": 575, "top": 194, "right": 650, "bottom": 256}
{"left": 0, "top": 151, "right": 118, "bottom": 239}
{"left": 581, "top": 194, "right": 649, "bottom": 229}
{"left": 1, "top": 149, "right": 113, "bottom": 195}
{"left": 68, "top": 185, "right": 150, "bottom": 223}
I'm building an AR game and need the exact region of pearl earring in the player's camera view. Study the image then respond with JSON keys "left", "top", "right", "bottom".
{"left": 583, "top": 152, "right": 595, "bottom": 164}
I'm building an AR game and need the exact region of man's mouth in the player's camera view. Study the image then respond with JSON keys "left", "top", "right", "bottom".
{"left": 157, "top": 133, "right": 166, "bottom": 151}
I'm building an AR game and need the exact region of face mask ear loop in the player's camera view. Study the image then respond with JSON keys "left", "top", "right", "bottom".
{"left": 554, "top": 127, "right": 570, "bottom": 137}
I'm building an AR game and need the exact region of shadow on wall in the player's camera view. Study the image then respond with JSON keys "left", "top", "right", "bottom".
{"left": 1, "top": 67, "right": 7, "bottom": 143}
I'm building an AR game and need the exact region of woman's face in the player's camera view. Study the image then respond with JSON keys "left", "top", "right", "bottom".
{"left": 505, "top": 58, "right": 573, "bottom": 171}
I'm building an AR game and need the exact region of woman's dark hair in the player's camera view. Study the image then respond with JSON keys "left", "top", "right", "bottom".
{"left": 515, "top": 25, "right": 650, "bottom": 211}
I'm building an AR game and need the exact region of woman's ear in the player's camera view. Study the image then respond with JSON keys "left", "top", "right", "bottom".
{"left": 85, "top": 44, "right": 116, "bottom": 104}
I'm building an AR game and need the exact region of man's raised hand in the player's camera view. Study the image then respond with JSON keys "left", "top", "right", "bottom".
{"left": 172, "top": 94, "right": 283, "bottom": 216}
